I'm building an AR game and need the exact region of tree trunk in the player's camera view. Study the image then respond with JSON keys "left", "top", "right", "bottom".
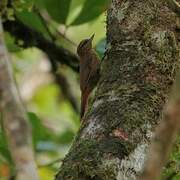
{"left": 55, "top": 0, "right": 179, "bottom": 179}
{"left": 0, "top": 18, "right": 38, "bottom": 180}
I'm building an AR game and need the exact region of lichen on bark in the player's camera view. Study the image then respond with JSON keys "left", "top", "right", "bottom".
{"left": 55, "top": 0, "right": 179, "bottom": 179}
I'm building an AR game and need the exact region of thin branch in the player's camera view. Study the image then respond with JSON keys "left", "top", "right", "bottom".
{"left": 55, "top": 27, "right": 77, "bottom": 47}
{"left": 167, "top": 0, "right": 180, "bottom": 16}
{"left": 38, "top": 11, "right": 77, "bottom": 47}
{"left": 55, "top": 71, "right": 80, "bottom": 113}
{"left": 139, "top": 101, "right": 180, "bottom": 180}
{"left": 38, "top": 158, "right": 62, "bottom": 168}
{"left": 3, "top": 18, "right": 79, "bottom": 72}
{"left": 34, "top": 9, "right": 56, "bottom": 42}
{"left": 0, "top": 18, "right": 38, "bottom": 180}
{"left": 3, "top": 17, "right": 80, "bottom": 113}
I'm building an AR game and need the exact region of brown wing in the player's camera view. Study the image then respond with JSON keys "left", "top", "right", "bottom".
{"left": 80, "top": 56, "right": 92, "bottom": 118}
{"left": 80, "top": 56, "right": 92, "bottom": 92}
{"left": 80, "top": 52, "right": 100, "bottom": 91}
{"left": 80, "top": 51, "right": 100, "bottom": 118}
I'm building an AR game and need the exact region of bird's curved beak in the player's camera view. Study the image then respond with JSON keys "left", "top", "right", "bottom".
{"left": 89, "top": 34, "right": 95, "bottom": 41}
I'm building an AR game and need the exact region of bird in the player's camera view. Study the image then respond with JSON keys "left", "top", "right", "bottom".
{"left": 77, "top": 34, "right": 100, "bottom": 119}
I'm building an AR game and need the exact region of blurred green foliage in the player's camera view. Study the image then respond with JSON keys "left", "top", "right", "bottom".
{"left": 41, "top": 0, "right": 72, "bottom": 24}
{"left": 0, "top": 0, "right": 179, "bottom": 179}
{"left": 70, "top": 0, "right": 110, "bottom": 25}
{"left": 0, "top": 0, "right": 107, "bottom": 179}
{"left": 161, "top": 137, "right": 180, "bottom": 180}
{"left": 16, "top": 10, "right": 50, "bottom": 36}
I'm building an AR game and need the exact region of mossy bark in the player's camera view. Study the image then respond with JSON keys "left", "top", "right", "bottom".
{"left": 55, "top": 1, "right": 179, "bottom": 179}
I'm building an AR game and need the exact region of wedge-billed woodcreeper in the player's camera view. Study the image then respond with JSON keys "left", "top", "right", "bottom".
{"left": 77, "top": 34, "right": 100, "bottom": 118}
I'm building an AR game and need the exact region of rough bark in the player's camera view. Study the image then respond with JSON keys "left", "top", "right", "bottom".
{"left": 0, "top": 18, "right": 38, "bottom": 180}
{"left": 55, "top": 0, "right": 179, "bottom": 180}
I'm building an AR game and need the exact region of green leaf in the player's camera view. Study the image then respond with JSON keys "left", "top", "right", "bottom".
{"left": 57, "top": 130, "right": 75, "bottom": 144}
{"left": 16, "top": 9, "right": 49, "bottom": 36}
{"left": 13, "top": 0, "right": 34, "bottom": 11}
{"left": 0, "top": 116, "right": 12, "bottom": 164}
{"left": 27, "top": 112, "right": 55, "bottom": 147}
{"left": 0, "top": 134, "right": 12, "bottom": 164}
{"left": 34, "top": 0, "right": 45, "bottom": 9}
{"left": 66, "top": 0, "right": 85, "bottom": 24}
{"left": 71, "top": 0, "right": 109, "bottom": 25}
{"left": 4, "top": 32, "right": 22, "bottom": 52}
{"left": 43, "top": 0, "right": 72, "bottom": 24}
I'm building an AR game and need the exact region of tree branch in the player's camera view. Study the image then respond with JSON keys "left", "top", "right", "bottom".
{"left": 0, "top": 18, "right": 38, "bottom": 179}
{"left": 139, "top": 101, "right": 180, "bottom": 180}
{"left": 3, "top": 18, "right": 79, "bottom": 72}
{"left": 55, "top": 1, "right": 179, "bottom": 179}
{"left": 3, "top": 18, "right": 80, "bottom": 113}
{"left": 167, "top": 0, "right": 180, "bottom": 16}
{"left": 55, "top": 71, "right": 80, "bottom": 113}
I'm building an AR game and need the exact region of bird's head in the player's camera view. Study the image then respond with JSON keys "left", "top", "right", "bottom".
{"left": 77, "top": 34, "right": 94, "bottom": 56}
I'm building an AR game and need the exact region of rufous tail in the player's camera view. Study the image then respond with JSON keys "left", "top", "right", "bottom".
{"left": 81, "top": 89, "right": 90, "bottom": 118}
